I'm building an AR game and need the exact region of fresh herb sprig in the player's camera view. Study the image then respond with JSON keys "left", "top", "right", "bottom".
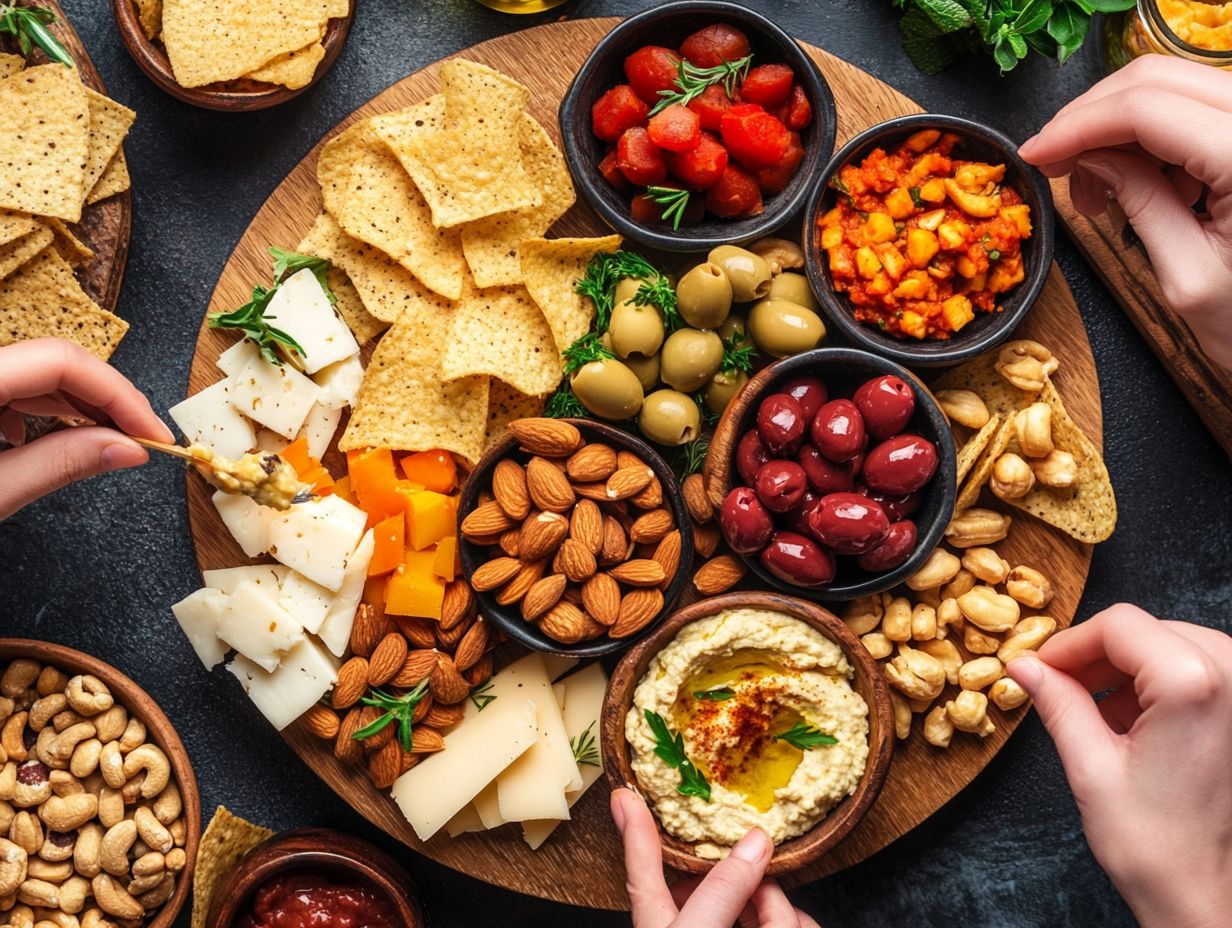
{"left": 670, "top": 434, "right": 710, "bottom": 479}
{"left": 0, "top": 4, "right": 72, "bottom": 67}
{"left": 270, "top": 246, "right": 335, "bottom": 304}
{"left": 775, "top": 722, "right": 838, "bottom": 750}
{"left": 543, "top": 384, "right": 587, "bottom": 419}
{"left": 571, "top": 720, "right": 600, "bottom": 768}
{"left": 646, "top": 186, "right": 692, "bottom": 232}
{"left": 693, "top": 686, "right": 736, "bottom": 701}
{"left": 352, "top": 680, "right": 430, "bottom": 753}
{"left": 468, "top": 681, "right": 497, "bottom": 712}
{"left": 650, "top": 54, "right": 753, "bottom": 115}
{"left": 561, "top": 330, "right": 616, "bottom": 376}
{"left": 645, "top": 710, "right": 710, "bottom": 801}
{"left": 719, "top": 332, "right": 755, "bottom": 376}
{"left": 575, "top": 250, "right": 678, "bottom": 331}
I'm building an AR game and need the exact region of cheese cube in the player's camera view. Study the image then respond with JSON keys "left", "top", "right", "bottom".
{"left": 216, "top": 580, "right": 305, "bottom": 672}
{"left": 216, "top": 339, "right": 260, "bottom": 377}
{"left": 227, "top": 636, "right": 339, "bottom": 730}
{"left": 212, "top": 490, "right": 271, "bottom": 558}
{"left": 169, "top": 380, "right": 256, "bottom": 459}
{"left": 201, "top": 565, "right": 287, "bottom": 595}
{"left": 170, "top": 588, "right": 228, "bottom": 669}
{"left": 265, "top": 495, "right": 367, "bottom": 591}
{"left": 313, "top": 354, "right": 364, "bottom": 410}
{"left": 277, "top": 571, "right": 336, "bottom": 636}
{"left": 266, "top": 269, "right": 359, "bottom": 374}
{"left": 317, "top": 529, "right": 375, "bottom": 657}
{"left": 228, "top": 354, "right": 321, "bottom": 440}
{"left": 298, "top": 403, "right": 341, "bottom": 460}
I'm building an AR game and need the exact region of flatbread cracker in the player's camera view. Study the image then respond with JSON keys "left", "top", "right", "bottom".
{"left": 326, "top": 266, "right": 386, "bottom": 346}
{"left": 191, "top": 807, "right": 273, "bottom": 928}
{"left": 955, "top": 415, "right": 1000, "bottom": 487}
{"left": 0, "top": 65, "right": 90, "bottom": 221}
{"left": 0, "top": 211, "right": 39, "bottom": 249}
{"left": 246, "top": 39, "right": 325, "bottom": 89}
{"left": 86, "top": 150, "right": 131, "bottom": 205}
{"left": 0, "top": 53, "right": 24, "bottom": 80}
{"left": 44, "top": 218, "right": 94, "bottom": 267}
{"left": 520, "top": 235, "right": 621, "bottom": 354}
{"left": 82, "top": 88, "right": 136, "bottom": 207}
{"left": 485, "top": 379, "right": 547, "bottom": 451}
{"left": 135, "top": 0, "right": 163, "bottom": 39}
{"left": 442, "top": 284, "right": 562, "bottom": 397}
{"left": 0, "top": 226, "right": 55, "bottom": 281}
{"left": 955, "top": 415, "right": 1016, "bottom": 512}
{"left": 0, "top": 247, "right": 128, "bottom": 359}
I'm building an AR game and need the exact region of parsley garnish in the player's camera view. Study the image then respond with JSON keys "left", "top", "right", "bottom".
{"left": 543, "top": 384, "right": 587, "bottom": 419}
{"left": 988, "top": 248, "right": 1002, "bottom": 261}
{"left": 649, "top": 54, "right": 752, "bottom": 116}
{"left": 670, "top": 435, "right": 709, "bottom": 479}
{"left": 270, "top": 247, "right": 335, "bottom": 304}
{"left": 352, "top": 680, "right": 430, "bottom": 753}
{"left": 570, "top": 720, "right": 600, "bottom": 768}
{"left": 0, "top": 4, "right": 72, "bottom": 66}
{"left": 561, "top": 331, "right": 616, "bottom": 376}
{"left": 574, "top": 250, "right": 677, "bottom": 332}
{"left": 719, "top": 332, "right": 755, "bottom": 376}
{"left": 693, "top": 687, "right": 736, "bottom": 701}
{"left": 645, "top": 186, "right": 691, "bottom": 232}
{"left": 468, "top": 681, "right": 496, "bottom": 712}
{"left": 644, "top": 710, "right": 710, "bottom": 802}
{"left": 774, "top": 722, "right": 838, "bottom": 750}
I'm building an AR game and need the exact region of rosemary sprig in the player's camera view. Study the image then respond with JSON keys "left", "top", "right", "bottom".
{"left": 208, "top": 286, "right": 305, "bottom": 366}
{"left": 649, "top": 54, "right": 752, "bottom": 116}
{"left": 561, "top": 330, "right": 616, "bottom": 376}
{"left": 670, "top": 435, "right": 710, "bottom": 478}
{"left": 719, "top": 332, "right": 755, "bottom": 375}
{"left": 543, "top": 384, "right": 587, "bottom": 419}
{"left": 468, "top": 681, "right": 497, "bottom": 712}
{"left": 570, "top": 720, "right": 600, "bottom": 768}
{"left": 644, "top": 710, "right": 710, "bottom": 801}
{"left": 575, "top": 250, "right": 668, "bottom": 331}
{"left": 270, "top": 246, "right": 335, "bottom": 304}
{"left": 693, "top": 686, "right": 736, "bottom": 701}
{"left": 645, "top": 186, "right": 691, "bottom": 232}
{"left": 0, "top": 4, "right": 71, "bottom": 66}
{"left": 352, "top": 680, "right": 430, "bottom": 753}
{"left": 775, "top": 722, "right": 838, "bottom": 750}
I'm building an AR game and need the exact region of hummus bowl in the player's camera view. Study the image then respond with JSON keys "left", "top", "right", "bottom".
{"left": 600, "top": 592, "right": 893, "bottom": 874}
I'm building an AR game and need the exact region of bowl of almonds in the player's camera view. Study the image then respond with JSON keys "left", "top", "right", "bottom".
{"left": 458, "top": 418, "right": 694, "bottom": 657}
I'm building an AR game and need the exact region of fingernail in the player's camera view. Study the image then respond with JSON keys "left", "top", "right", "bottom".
{"left": 155, "top": 418, "right": 176, "bottom": 444}
{"left": 1017, "top": 136, "right": 1041, "bottom": 159}
{"left": 731, "top": 827, "right": 770, "bottom": 864}
{"left": 101, "top": 442, "right": 146, "bottom": 472}
{"left": 1077, "top": 157, "right": 1120, "bottom": 186}
{"left": 1007, "top": 655, "right": 1043, "bottom": 695}
{"left": 610, "top": 789, "right": 628, "bottom": 831}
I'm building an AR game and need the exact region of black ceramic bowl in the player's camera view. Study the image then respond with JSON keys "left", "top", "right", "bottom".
{"left": 458, "top": 419, "right": 693, "bottom": 658}
{"left": 706, "top": 347, "right": 956, "bottom": 601}
{"left": 559, "top": 0, "right": 836, "bottom": 253}
{"left": 803, "top": 114, "right": 1055, "bottom": 367}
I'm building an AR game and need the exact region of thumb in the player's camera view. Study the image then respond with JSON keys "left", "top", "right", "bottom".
{"left": 674, "top": 828, "right": 772, "bottom": 928}
{"left": 0, "top": 427, "right": 148, "bottom": 519}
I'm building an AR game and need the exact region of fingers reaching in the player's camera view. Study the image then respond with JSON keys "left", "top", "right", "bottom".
{"left": 0, "top": 427, "right": 147, "bottom": 520}
{"left": 748, "top": 880, "right": 802, "bottom": 928}
{"left": 612, "top": 788, "right": 677, "bottom": 928}
{"left": 674, "top": 828, "right": 772, "bottom": 928}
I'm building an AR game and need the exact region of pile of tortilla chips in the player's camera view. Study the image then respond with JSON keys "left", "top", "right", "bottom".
{"left": 295, "top": 59, "right": 620, "bottom": 466}
{"left": 191, "top": 807, "right": 273, "bottom": 928}
{"left": 0, "top": 55, "right": 134, "bottom": 360}
{"left": 154, "top": 0, "right": 346, "bottom": 90}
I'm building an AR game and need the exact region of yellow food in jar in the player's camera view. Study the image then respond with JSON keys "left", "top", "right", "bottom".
{"left": 1159, "top": 0, "right": 1232, "bottom": 51}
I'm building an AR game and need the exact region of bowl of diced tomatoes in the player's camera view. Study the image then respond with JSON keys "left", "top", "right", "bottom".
{"left": 559, "top": 0, "right": 836, "bottom": 252}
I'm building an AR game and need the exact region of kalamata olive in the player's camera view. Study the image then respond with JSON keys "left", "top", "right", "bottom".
{"left": 747, "top": 299, "right": 826, "bottom": 358}
{"left": 660, "top": 328, "right": 724, "bottom": 392}
{"left": 783, "top": 489, "right": 820, "bottom": 535}
{"left": 754, "top": 460, "right": 807, "bottom": 513}
{"left": 625, "top": 352, "right": 661, "bottom": 392}
{"left": 676, "top": 262, "right": 733, "bottom": 329}
{"left": 853, "top": 375, "right": 916, "bottom": 440}
{"left": 856, "top": 520, "right": 918, "bottom": 572}
{"left": 609, "top": 298, "right": 665, "bottom": 359}
{"left": 858, "top": 488, "right": 922, "bottom": 522}
{"left": 756, "top": 393, "right": 805, "bottom": 455}
{"left": 798, "top": 445, "right": 856, "bottom": 495}
{"left": 760, "top": 532, "right": 836, "bottom": 588}
{"left": 720, "top": 487, "right": 774, "bottom": 554}
{"left": 704, "top": 369, "right": 748, "bottom": 416}
{"left": 570, "top": 359, "right": 644, "bottom": 420}
{"left": 777, "top": 374, "right": 828, "bottom": 421}
{"left": 806, "top": 492, "right": 890, "bottom": 554}
{"left": 708, "top": 245, "right": 772, "bottom": 302}
{"left": 862, "top": 434, "right": 939, "bottom": 494}
{"left": 811, "top": 399, "right": 866, "bottom": 463}
{"left": 766, "top": 271, "right": 819, "bottom": 312}
{"left": 639, "top": 389, "right": 702, "bottom": 446}
{"left": 736, "top": 429, "right": 769, "bottom": 485}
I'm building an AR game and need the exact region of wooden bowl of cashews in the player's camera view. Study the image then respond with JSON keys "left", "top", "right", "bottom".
{"left": 0, "top": 639, "right": 201, "bottom": 928}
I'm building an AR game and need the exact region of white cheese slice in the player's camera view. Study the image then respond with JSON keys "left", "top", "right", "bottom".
{"left": 472, "top": 782, "right": 507, "bottom": 830}
{"left": 317, "top": 529, "right": 375, "bottom": 656}
{"left": 277, "top": 571, "right": 336, "bottom": 637}
{"left": 552, "top": 682, "right": 567, "bottom": 707}
{"left": 298, "top": 403, "right": 341, "bottom": 460}
{"left": 227, "top": 636, "right": 339, "bottom": 731}
{"left": 216, "top": 580, "right": 305, "bottom": 672}
{"left": 254, "top": 429, "right": 286, "bottom": 453}
{"left": 313, "top": 354, "right": 364, "bottom": 410}
{"left": 228, "top": 354, "right": 322, "bottom": 440}
{"left": 265, "top": 495, "right": 367, "bottom": 591}
{"left": 201, "top": 564, "right": 287, "bottom": 595}
{"left": 217, "top": 339, "right": 260, "bottom": 377}
{"left": 170, "top": 588, "right": 228, "bottom": 670}
{"left": 212, "top": 490, "right": 271, "bottom": 558}
{"left": 169, "top": 380, "right": 256, "bottom": 460}
{"left": 543, "top": 654, "right": 578, "bottom": 683}
{"left": 391, "top": 698, "right": 538, "bottom": 842}
{"left": 266, "top": 269, "right": 359, "bottom": 374}
{"left": 444, "top": 804, "right": 486, "bottom": 838}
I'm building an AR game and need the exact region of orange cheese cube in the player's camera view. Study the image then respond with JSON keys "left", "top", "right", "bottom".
{"left": 332, "top": 475, "right": 357, "bottom": 505}
{"left": 405, "top": 490, "right": 455, "bottom": 551}
{"left": 348, "top": 448, "right": 405, "bottom": 522}
{"left": 385, "top": 551, "right": 445, "bottom": 619}
{"left": 400, "top": 450, "right": 457, "bottom": 494}
{"left": 432, "top": 537, "right": 457, "bottom": 581}
{"left": 368, "top": 514, "right": 405, "bottom": 577}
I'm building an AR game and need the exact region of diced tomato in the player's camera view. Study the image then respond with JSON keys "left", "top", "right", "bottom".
{"left": 616, "top": 127, "right": 667, "bottom": 186}
{"left": 592, "top": 84, "right": 649, "bottom": 142}
{"left": 687, "top": 83, "right": 737, "bottom": 132}
{"left": 784, "top": 84, "right": 812, "bottom": 131}
{"left": 598, "top": 148, "right": 628, "bottom": 189}
{"left": 720, "top": 103, "right": 791, "bottom": 170}
{"left": 630, "top": 192, "right": 705, "bottom": 225}
{"left": 756, "top": 131, "right": 805, "bottom": 194}
{"left": 740, "top": 63, "right": 794, "bottom": 108}
{"left": 680, "top": 24, "right": 751, "bottom": 68}
{"left": 666, "top": 132, "right": 728, "bottom": 190}
{"left": 647, "top": 104, "right": 701, "bottom": 153}
{"left": 705, "top": 163, "right": 763, "bottom": 218}
{"left": 624, "top": 46, "right": 682, "bottom": 106}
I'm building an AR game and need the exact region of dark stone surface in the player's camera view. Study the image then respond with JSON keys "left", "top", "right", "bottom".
{"left": 1, "top": 1, "right": 1229, "bottom": 925}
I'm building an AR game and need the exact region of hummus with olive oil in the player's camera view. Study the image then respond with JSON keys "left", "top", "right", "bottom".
{"left": 187, "top": 444, "right": 308, "bottom": 510}
{"left": 626, "top": 609, "right": 869, "bottom": 859}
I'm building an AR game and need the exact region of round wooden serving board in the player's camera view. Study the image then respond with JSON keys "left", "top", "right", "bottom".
{"left": 186, "top": 18, "right": 1102, "bottom": 910}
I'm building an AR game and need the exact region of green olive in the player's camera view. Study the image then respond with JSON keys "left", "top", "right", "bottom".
{"left": 570, "top": 359, "right": 644, "bottom": 420}
{"left": 614, "top": 276, "right": 650, "bottom": 305}
{"left": 748, "top": 299, "right": 827, "bottom": 358}
{"left": 660, "top": 328, "right": 724, "bottom": 393}
{"left": 708, "top": 245, "right": 772, "bottom": 303}
{"left": 624, "top": 352, "right": 661, "bottom": 392}
{"left": 600, "top": 331, "right": 615, "bottom": 353}
{"left": 704, "top": 369, "right": 749, "bottom": 416}
{"left": 675, "top": 262, "right": 732, "bottom": 330}
{"left": 609, "top": 298, "right": 665, "bottom": 359}
{"left": 767, "top": 272, "right": 819, "bottom": 312}
{"left": 639, "top": 389, "right": 702, "bottom": 446}
{"left": 718, "top": 313, "right": 748, "bottom": 347}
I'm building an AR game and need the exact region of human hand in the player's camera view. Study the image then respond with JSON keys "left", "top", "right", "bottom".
{"left": 1007, "top": 604, "right": 1232, "bottom": 928}
{"left": 611, "top": 787, "right": 821, "bottom": 928}
{"left": 1018, "top": 56, "right": 1232, "bottom": 371}
{"left": 0, "top": 338, "right": 173, "bottom": 520}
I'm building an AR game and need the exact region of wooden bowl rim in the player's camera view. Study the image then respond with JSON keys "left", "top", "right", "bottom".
{"left": 111, "top": 0, "right": 355, "bottom": 111}
{"left": 0, "top": 638, "right": 202, "bottom": 928}
{"left": 457, "top": 417, "right": 694, "bottom": 659}
{"left": 599, "top": 590, "right": 894, "bottom": 876}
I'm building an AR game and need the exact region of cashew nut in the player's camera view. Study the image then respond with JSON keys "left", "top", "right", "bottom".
{"left": 48, "top": 771, "right": 82, "bottom": 799}
{"left": 959, "top": 656, "right": 1005, "bottom": 691}
{"left": 936, "top": 597, "right": 963, "bottom": 637}
{"left": 923, "top": 705, "right": 954, "bottom": 748}
{"left": 1013, "top": 403, "right": 1054, "bottom": 458}
{"left": 860, "top": 632, "right": 892, "bottom": 660}
{"left": 991, "top": 452, "right": 1035, "bottom": 501}
{"left": 130, "top": 852, "right": 163, "bottom": 879}
{"left": 1005, "top": 566, "right": 1054, "bottom": 609}
{"left": 96, "top": 789, "right": 123, "bottom": 831}
{"left": 37, "top": 912, "right": 81, "bottom": 928}
{"left": 51, "top": 712, "right": 84, "bottom": 735}
{"left": 9, "top": 813, "right": 42, "bottom": 855}
{"left": 946, "top": 689, "right": 995, "bottom": 736}
{"left": 97, "top": 745, "right": 124, "bottom": 792}
{"left": 68, "top": 741, "right": 101, "bottom": 781}
{"left": 151, "top": 785, "right": 181, "bottom": 827}
{"left": 125, "top": 873, "right": 163, "bottom": 896}
{"left": 0, "top": 799, "right": 13, "bottom": 834}
{"left": 842, "top": 594, "right": 885, "bottom": 636}
{"left": 71, "top": 824, "right": 102, "bottom": 881}
{"left": 989, "top": 677, "right": 1030, "bottom": 710}
{"left": 98, "top": 821, "right": 136, "bottom": 878}
{"left": 12, "top": 763, "right": 52, "bottom": 809}
{"left": 79, "top": 908, "right": 113, "bottom": 928}
{"left": 995, "top": 340, "right": 1057, "bottom": 392}
{"left": 889, "top": 691, "right": 912, "bottom": 741}
{"left": 163, "top": 848, "right": 186, "bottom": 873}
{"left": 116, "top": 721, "right": 144, "bottom": 756}
{"left": 998, "top": 616, "right": 1057, "bottom": 664}
{"left": 27, "top": 698, "right": 67, "bottom": 735}
{"left": 90, "top": 875, "right": 142, "bottom": 921}
{"left": 64, "top": 679, "right": 111, "bottom": 719}
{"left": 882, "top": 596, "right": 912, "bottom": 642}
{"left": 0, "top": 838, "right": 28, "bottom": 896}
{"left": 38, "top": 795, "right": 97, "bottom": 834}
{"left": 35, "top": 830, "right": 74, "bottom": 864}
{"left": 957, "top": 586, "right": 1020, "bottom": 633}
{"left": 167, "top": 819, "right": 185, "bottom": 848}
{"left": 963, "top": 621, "right": 1002, "bottom": 655}
{"left": 885, "top": 646, "right": 946, "bottom": 701}
{"left": 57, "top": 876, "right": 89, "bottom": 915}
{"left": 940, "top": 568, "right": 976, "bottom": 601}
{"left": 906, "top": 548, "right": 961, "bottom": 591}
{"left": 934, "top": 389, "right": 989, "bottom": 429}
{"left": 24, "top": 859, "right": 71, "bottom": 883}
{"left": 1, "top": 714, "right": 29, "bottom": 763}
{"left": 747, "top": 237, "right": 805, "bottom": 274}
{"left": 1030, "top": 450, "right": 1076, "bottom": 489}
{"left": 946, "top": 508, "right": 1012, "bottom": 547}
{"left": 961, "top": 547, "right": 1010, "bottom": 584}
{"left": 910, "top": 603, "right": 937, "bottom": 641}
{"left": 6, "top": 902, "right": 34, "bottom": 928}
{"left": 132, "top": 808, "right": 171, "bottom": 855}
{"left": 119, "top": 774, "right": 146, "bottom": 806}
{"left": 136, "top": 872, "right": 175, "bottom": 911}
{"left": 35, "top": 668, "right": 67, "bottom": 700}
{"left": 48, "top": 725, "right": 95, "bottom": 766}
{"left": 15, "top": 878, "right": 59, "bottom": 908}
{"left": 1, "top": 663, "right": 40, "bottom": 700}
{"left": 120, "top": 746, "right": 168, "bottom": 800}
{"left": 943, "top": 178, "right": 1002, "bottom": 217}
{"left": 917, "top": 638, "right": 962, "bottom": 686}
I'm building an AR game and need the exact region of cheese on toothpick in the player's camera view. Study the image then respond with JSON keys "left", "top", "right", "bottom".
{"left": 169, "top": 379, "right": 256, "bottom": 459}
{"left": 228, "top": 636, "right": 339, "bottom": 731}
{"left": 216, "top": 580, "right": 304, "bottom": 672}
{"left": 228, "top": 354, "right": 321, "bottom": 440}
{"left": 265, "top": 494, "right": 367, "bottom": 591}
{"left": 265, "top": 269, "right": 359, "bottom": 374}
{"left": 170, "top": 587, "right": 228, "bottom": 669}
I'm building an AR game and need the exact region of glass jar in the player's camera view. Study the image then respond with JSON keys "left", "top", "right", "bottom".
{"left": 1104, "top": 0, "right": 1232, "bottom": 70}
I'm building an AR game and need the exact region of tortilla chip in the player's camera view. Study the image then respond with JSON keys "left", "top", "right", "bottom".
{"left": 442, "top": 284, "right": 562, "bottom": 397}
{"left": 955, "top": 414, "right": 1000, "bottom": 487}
{"left": 461, "top": 115, "right": 578, "bottom": 288}
{"left": 0, "top": 211, "right": 38, "bottom": 249}
{"left": 955, "top": 415, "right": 1015, "bottom": 512}
{"left": 0, "top": 248, "right": 128, "bottom": 359}
{"left": 932, "top": 353, "right": 1032, "bottom": 418}
{"left": 135, "top": 0, "right": 163, "bottom": 39}
{"left": 87, "top": 149, "right": 131, "bottom": 205}
{"left": 318, "top": 116, "right": 465, "bottom": 300}
{"left": 81, "top": 89, "right": 136, "bottom": 208}
{"left": 520, "top": 235, "right": 621, "bottom": 354}
{"left": 0, "top": 65, "right": 90, "bottom": 221}
{"left": 0, "top": 226, "right": 55, "bottom": 280}
{"left": 327, "top": 266, "right": 386, "bottom": 346}
{"left": 1001, "top": 379, "right": 1116, "bottom": 543}
{"left": 0, "top": 53, "right": 24, "bottom": 80}
{"left": 341, "top": 301, "right": 489, "bottom": 464}
{"left": 485, "top": 379, "right": 547, "bottom": 450}
{"left": 246, "top": 39, "right": 325, "bottom": 89}
{"left": 44, "top": 218, "right": 94, "bottom": 267}
{"left": 191, "top": 807, "right": 273, "bottom": 928}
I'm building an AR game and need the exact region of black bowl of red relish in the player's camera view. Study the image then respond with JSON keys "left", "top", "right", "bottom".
{"left": 559, "top": 0, "right": 836, "bottom": 253}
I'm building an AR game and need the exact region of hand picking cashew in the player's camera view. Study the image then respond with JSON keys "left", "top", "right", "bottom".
{"left": 946, "top": 690, "right": 995, "bottom": 736}
{"left": 923, "top": 706, "right": 954, "bottom": 748}
{"left": 890, "top": 691, "right": 912, "bottom": 741}
{"left": 989, "top": 677, "right": 1030, "bottom": 710}
{"left": 918, "top": 638, "right": 962, "bottom": 685}
{"left": 89, "top": 875, "right": 142, "bottom": 921}
{"left": 39, "top": 796, "right": 98, "bottom": 834}
{"left": 906, "top": 548, "right": 961, "bottom": 591}
{"left": 1005, "top": 566, "right": 1054, "bottom": 609}
{"left": 958, "top": 586, "right": 1021, "bottom": 633}
{"left": 842, "top": 594, "right": 886, "bottom": 636}
{"left": 998, "top": 616, "right": 1058, "bottom": 664}
{"left": 1030, "top": 449, "right": 1077, "bottom": 488}
{"left": 120, "top": 747, "right": 168, "bottom": 801}
{"left": 64, "top": 680, "right": 111, "bottom": 720}
{"left": 958, "top": 656, "right": 1005, "bottom": 691}
{"left": 0, "top": 838, "right": 28, "bottom": 897}
{"left": 961, "top": 547, "right": 1011, "bottom": 584}
{"left": 882, "top": 596, "right": 912, "bottom": 641}
{"left": 885, "top": 646, "right": 947, "bottom": 701}
{"left": 131, "top": 809, "right": 171, "bottom": 856}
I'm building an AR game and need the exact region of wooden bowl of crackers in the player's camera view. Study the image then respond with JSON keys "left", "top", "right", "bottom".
{"left": 112, "top": 0, "right": 355, "bottom": 111}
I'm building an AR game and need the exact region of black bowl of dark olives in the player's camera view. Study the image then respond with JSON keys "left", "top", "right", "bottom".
{"left": 705, "top": 347, "right": 956, "bottom": 601}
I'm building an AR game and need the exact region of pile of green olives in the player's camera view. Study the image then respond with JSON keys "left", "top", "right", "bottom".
{"left": 569, "top": 238, "right": 827, "bottom": 448}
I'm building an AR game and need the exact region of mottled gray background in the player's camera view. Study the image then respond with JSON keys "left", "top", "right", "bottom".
{"left": 2, "top": 0, "right": 1230, "bottom": 925}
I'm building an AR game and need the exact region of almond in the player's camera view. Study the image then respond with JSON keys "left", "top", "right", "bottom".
{"left": 470, "top": 556, "right": 522, "bottom": 592}
{"left": 400, "top": 752, "right": 423, "bottom": 775}
{"left": 413, "top": 694, "right": 433, "bottom": 724}
{"left": 334, "top": 708, "right": 364, "bottom": 764}
{"left": 521, "top": 573, "right": 567, "bottom": 621}
{"left": 600, "top": 516, "right": 631, "bottom": 565}
{"left": 461, "top": 500, "right": 517, "bottom": 539}
{"left": 499, "top": 529, "right": 521, "bottom": 558}
{"left": 367, "top": 633, "right": 408, "bottom": 686}
{"left": 581, "top": 613, "right": 608, "bottom": 641}
{"left": 453, "top": 619, "right": 488, "bottom": 672}
{"left": 436, "top": 612, "right": 473, "bottom": 649}
{"left": 300, "top": 704, "right": 339, "bottom": 740}
{"left": 609, "top": 559, "right": 667, "bottom": 587}
{"left": 617, "top": 450, "right": 643, "bottom": 469}
{"left": 463, "top": 654, "right": 493, "bottom": 687}
{"left": 423, "top": 701, "right": 466, "bottom": 729}
{"left": 526, "top": 456, "right": 576, "bottom": 513}
{"left": 492, "top": 459, "right": 531, "bottom": 520}
{"left": 611, "top": 589, "right": 664, "bottom": 638}
{"left": 538, "top": 602, "right": 588, "bottom": 644}
{"left": 566, "top": 443, "right": 618, "bottom": 482}
{"left": 393, "top": 649, "right": 439, "bottom": 688}
{"left": 429, "top": 655, "right": 471, "bottom": 704}
{"left": 694, "top": 554, "right": 745, "bottom": 595}
{"left": 411, "top": 727, "right": 446, "bottom": 754}
{"left": 440, "top": 580, "right": 475, "bottom": 631}
{"left": 652, "top": 530, "right": 683, "bottom": 586}
{"left": 693, "top": 519, "right": 722, "bottom": 558}
{"left": 572, "top": 481, "right": 611, "bottom": 502}
{"left": 331, "top": 657, "right": 369, "bottom": 709}
{"left": 569, "top": 499, "right": 603, "bottom": 555}
{"left": 630, "top": 509, "right": 674, "bottom": 544}
{"left": 496, "top": 559, "right": 547, "bottom": 606}
{"left": 581, "top": 573, "right": 621, "bottom": 626}
{"left": 555, "top": 537, "right": 597, "bottom": 582}
{"left": 348, "top": 603, "right": 388, "bottom": 659}
{"left": 606, "top": 465, "right": 655, "bottom": 500}
{"left": 519, "top": 511, "right": 569, "bottom": 561}
{"left": 509, "top": 418, "right": 581, "bottom": 457}
{"left": 630, "top": 476, "right": 663, "bottom": 511}
{"left": 358, "top": 705, "right": 392, "bottom": 751}
{"left": 683, "top": 473, "right": 713, "bottom": 523}
{"left": 368, "top": 738, "right": 403, "bottom": 789}
{"left": 400, "top": 617, "right": 439, "bottom": 649}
